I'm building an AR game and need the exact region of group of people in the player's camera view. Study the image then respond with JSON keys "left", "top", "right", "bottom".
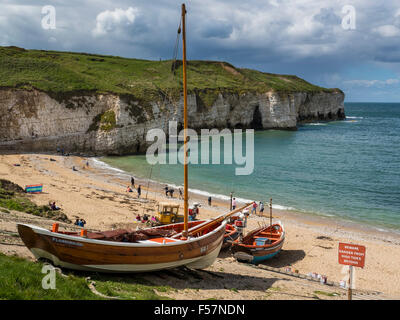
{"left": 164, "top": 185, "right": 176, "bottom": 198}
{"left": 231, "top": 197, "right": 265, "bottom": 215}
{"left": 251, "top": 201, "right": 265, "bottom": 215}
{"left": 127, "top": 177, "right": 141, "bottom": 198}
{"left": 74, "top": 218, "right": 87, "bottom": 227}
{"left": 136, "top": 213, "right": 158, "bottom": 224}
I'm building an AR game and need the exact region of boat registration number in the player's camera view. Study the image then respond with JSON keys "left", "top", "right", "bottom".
{"left": 200, "top": 245, "right": 208, "bottom": 254}
{"left": 52, "top": 237, "right": 83, "bottom": 247}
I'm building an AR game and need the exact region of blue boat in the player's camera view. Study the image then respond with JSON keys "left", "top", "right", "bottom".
{"left": 231, "top": 222, "right": 285, "bottom": 264}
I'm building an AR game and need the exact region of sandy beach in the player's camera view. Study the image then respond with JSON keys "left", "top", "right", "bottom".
{"left": 1, "top": 152, "right": 400, "bottom": 300}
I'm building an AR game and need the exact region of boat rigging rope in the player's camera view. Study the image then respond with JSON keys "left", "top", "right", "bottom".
{"left": 171, "top": 19, "right": 182, "bottom": 74}
{"left": 154, "top": 17, "right": 182, "bottom": 130}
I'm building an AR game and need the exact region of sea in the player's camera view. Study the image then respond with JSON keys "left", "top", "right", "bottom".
{"left": 99, "top": 103, "right": 400, "bottom": 233}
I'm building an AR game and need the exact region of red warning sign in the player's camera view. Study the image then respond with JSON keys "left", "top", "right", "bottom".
{"left": 338, "top": 243, "right": 366, "bottom": 268}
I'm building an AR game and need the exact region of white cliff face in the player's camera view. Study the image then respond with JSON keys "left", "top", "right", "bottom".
{"left": 0, "top": 88, "right": 344, "bottom": 155}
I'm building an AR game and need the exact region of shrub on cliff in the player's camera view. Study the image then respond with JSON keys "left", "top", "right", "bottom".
{"left": 87, "top": 110, "right": 117, "bottom": 132}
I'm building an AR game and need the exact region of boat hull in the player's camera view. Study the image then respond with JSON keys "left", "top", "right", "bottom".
{"left": 17, "top": 221, "right": 226, "bottom": 273}
{"left": 232, "top": 244, "right": 283, "bottom": 264}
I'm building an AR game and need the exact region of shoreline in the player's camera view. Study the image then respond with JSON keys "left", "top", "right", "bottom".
{"left": 1, "top": 152, "right": 400, "bottom": 298}
{"left": 94, "top": 156, "right": 400, "bottom": 243}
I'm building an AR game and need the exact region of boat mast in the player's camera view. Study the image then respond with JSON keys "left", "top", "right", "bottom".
{"left": 182, "top": 3, "right": 189, "bottom": 238}
{"left": 270, "top": 198, "right": 273, "bottom": 236}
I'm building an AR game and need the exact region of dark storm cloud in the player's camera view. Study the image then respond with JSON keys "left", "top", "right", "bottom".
{"left": 313, "top": 7, "right": 342, "bottom": 26}
{"left": 199, "top": 20, "right": 233, "bottom": 39}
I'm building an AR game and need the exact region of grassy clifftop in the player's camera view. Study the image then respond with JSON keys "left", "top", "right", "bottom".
{"left": 0, "top": 46, "right": 341, "bottom": 101}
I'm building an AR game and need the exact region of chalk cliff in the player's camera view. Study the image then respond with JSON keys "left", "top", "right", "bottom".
{"left": 0, "top": 88, "right": 345, "bottom": 155}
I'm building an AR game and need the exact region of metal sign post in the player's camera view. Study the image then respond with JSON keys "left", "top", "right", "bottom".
{"left": 348, "top": 265, "right": 354, "bottom": 300}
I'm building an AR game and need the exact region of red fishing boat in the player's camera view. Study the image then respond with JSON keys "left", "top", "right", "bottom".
{"left": 222, "top": 223, "right": 240, "bottom": 249}
{"left": 222, "top": 214, "right": 245, "bottom": 249}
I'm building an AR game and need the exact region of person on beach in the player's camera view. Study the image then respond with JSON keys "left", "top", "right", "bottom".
{"left": 50, "top": 202, "right": 60, "bottom": 211}
{"left": 259, "top": 201, "right": 264, "bottom": 214}
{"left": 126, "top": 186, "right": 133, "bottom": 192}
{"left": 72, "top": 166, "right": 78, "bottom": 171}
{"left": 76, "top": 219, "right": 86, "bottom": 227}
{"left": 164, "top": 185, "right": 169, "bottom": 197}
{"left": 179, "top": 188, "right": 183, "bottom": 199}
{"left": 208, "top": 196, "right": 212, "bottom": 206}
{"left": 131, "top": 177, "right": 135, "bottom": 187}
{"left": 169, "top": 189, "right": 174, "bottom": 198}
{"left": 137, "top": 185, "right": 141, "bottom": 198}
{"left": 232, "top": 197, "right": 237, "bottom": 210}
{"left": 136, "top": 214, "right": 141, "bottom": 222}
{"left": 251, "top": 201, "right": 257, "bottom": 215}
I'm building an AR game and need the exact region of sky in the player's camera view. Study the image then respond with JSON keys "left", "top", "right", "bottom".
{"left": 2, "top": 0, "right": 400, "bottom": 102}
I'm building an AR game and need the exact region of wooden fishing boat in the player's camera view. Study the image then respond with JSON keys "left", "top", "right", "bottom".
{"left": 17, "top": 3, "right": 252, "bottom": 273}
{"left": 222, "top": 223, "right": 240, "bottom": 249}
{"left": 231, "top": 222, "right": 285, "bottom": 264}
{"left": 17, "top": 220, "right": 225, "bottom": 272}
{"left": 18, "top": 203, "right": 250, "bottom": 272}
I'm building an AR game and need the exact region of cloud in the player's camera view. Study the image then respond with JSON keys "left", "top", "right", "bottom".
{"left": 344, "top": 78, "right": 400, "bottom": 87}
{"left": 313, "top": 7, "right": 342, "bottom": 26}
{"left": 372, "top": 25, "right": 400, "bottom": 37}
{"left": 199, "top": 20, "right": 233, "bottom": 39}
{"left": 93, "top": 7, "right": 139, "bottom": 37}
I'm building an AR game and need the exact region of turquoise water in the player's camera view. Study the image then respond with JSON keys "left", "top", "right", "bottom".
{"left": 101, "top": 103, "right": 400, "bottom": 232}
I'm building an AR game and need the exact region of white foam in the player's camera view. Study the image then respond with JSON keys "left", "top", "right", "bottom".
{"left": 177, "top": 187, "right": 295, "bottom": 210}
{"left": 307, "top": 123, "right": 326, "bottom": 126}
{"left": 273, "top": 204, "right": 296, "bottom": 211}
{"left": 92, "top": 158, "right": 124, "bottom": 173}
{"left": 92, "top": 158, "right": 295, "bottom": 211}
{"left": 346, "top": 116, "right": 364, "bottom": 119}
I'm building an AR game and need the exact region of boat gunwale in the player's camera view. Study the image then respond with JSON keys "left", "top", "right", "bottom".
{"left": 235, "top": 235, "right": 285, "bottom": 250}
